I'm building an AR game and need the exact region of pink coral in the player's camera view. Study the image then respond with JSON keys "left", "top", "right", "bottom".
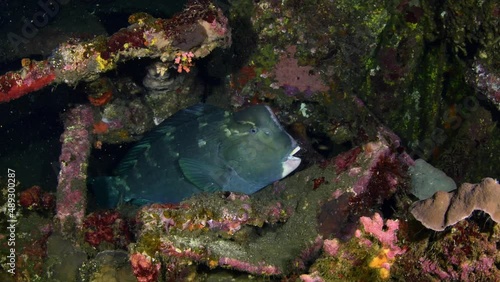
{"left": 208, "top": 8, "right": 229, "bottom": 36}
{"left": 173, "top": 52, "right": 194, "bottom": 73}
{"left": 136, "top": 198, "right": 293, "bottom": 277}
{"left": 359, "top": 213, "right": 405, "bottom": 258}
{"left": 322, "top": 238, "right": 340, "bottom": 256}
{"left": 293, "top": 236, "right": 324, "bottom": 270}
{"left": 334, "top": 141, "right": 392, "bottom": 195}
{"left": 360, "top": 213, "right": 396, "bottom": 244}
{"left": 300, "top": 271, "right": 325, "bottom": 282}
{"left": 130, "top": 253, "right": 161, "bottom": 282}
{"left": 218, "top": 257, "right": 281, "bottom": 275}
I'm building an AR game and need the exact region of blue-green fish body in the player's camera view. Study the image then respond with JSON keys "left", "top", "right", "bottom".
{"left": 92, "top": 103, "right": 301, "bottom": 207}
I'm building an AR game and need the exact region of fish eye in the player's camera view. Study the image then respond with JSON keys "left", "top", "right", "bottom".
{"left": 250, "top": 128, "right": 258, "bottom": 134}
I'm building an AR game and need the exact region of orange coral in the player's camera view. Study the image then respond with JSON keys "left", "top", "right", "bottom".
{"left": 87, "top": 77, "right": 114, "bottom": 106}
{"left": 88, "top": 90, "right": 113, "bottom": 106}
{"left": 21, "top": 58, "right": 32, "bottom": 69}
{"left": 92, "top": 121, "right": 109, "bottom": 134}
{"left": 94, "top": 140, "right": 103, "bottom": 149}
{"left": 369, "top": 248, "right": 392, "bottom": 279}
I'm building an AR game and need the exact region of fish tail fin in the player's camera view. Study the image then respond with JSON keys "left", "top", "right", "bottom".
{"left": 88, "top": 176, "right": 124, "bottom": 208}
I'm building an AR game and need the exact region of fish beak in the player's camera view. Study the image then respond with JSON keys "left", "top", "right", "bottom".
{"left": 281, "top": 146, "right": 301, "bottom": 177}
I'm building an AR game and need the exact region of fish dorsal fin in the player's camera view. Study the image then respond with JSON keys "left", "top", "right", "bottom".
{"left": 115, "top": 103, "right": 223, "bottom": 175}
{"left": 178, "top": 157, "right": 231, "bottom": 192}
{"left": 163, "top": 103, "right": 223, "bottom": 126}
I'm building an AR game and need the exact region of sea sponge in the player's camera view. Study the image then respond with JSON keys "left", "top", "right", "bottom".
{"left": 409, "top": 159, "right": 456, "bottom": 200}
{"left": 410, "top": 178, "right": 500, "bottom": 231}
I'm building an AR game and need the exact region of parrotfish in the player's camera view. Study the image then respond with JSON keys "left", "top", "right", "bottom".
{"left": 91, "top": 103, "right": 301, "bottom": 207}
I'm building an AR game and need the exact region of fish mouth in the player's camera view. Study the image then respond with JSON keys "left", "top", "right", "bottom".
{"left": 282, "top": 146, "right": 302, "bottom": 177}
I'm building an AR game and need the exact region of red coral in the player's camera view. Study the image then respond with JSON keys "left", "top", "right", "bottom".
{"left": 87, "top": 77, "right": 115, "bottom": 106}
{"left": 88, "top": 90, "right": 113, "bottom": 106}
{"left": 83, "top": 210, "right": 132, "bottom": 248}
{"left": 0, "top": 61, "right": 56, "bottom": 103}
{"left": 154, "top": 0, "right": 228, "bottom": 52}
{"left": 92, "top": 121, "right": 110, "bottom": 134}
{"left": 19, "top": 185, "right": 55, "bottom": 211}
{"left": 19, "top": 186, "right": 42, "bottom": 209}
{"left": 105, "top": 28, "right": 146, "bottom": 56}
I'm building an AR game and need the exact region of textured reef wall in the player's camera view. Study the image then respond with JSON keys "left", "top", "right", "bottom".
{"left": 0, "top": 0, "right": 499, "bottom": 281}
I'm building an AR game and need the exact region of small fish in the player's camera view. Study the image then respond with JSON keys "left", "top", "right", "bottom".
{"left": 91, "top": 103, "right": 301, "bottom": 207}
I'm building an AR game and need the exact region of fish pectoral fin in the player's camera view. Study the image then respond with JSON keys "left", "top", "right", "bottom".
{"left": 178, "top": 158, "right": 229, "bottom": 192}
